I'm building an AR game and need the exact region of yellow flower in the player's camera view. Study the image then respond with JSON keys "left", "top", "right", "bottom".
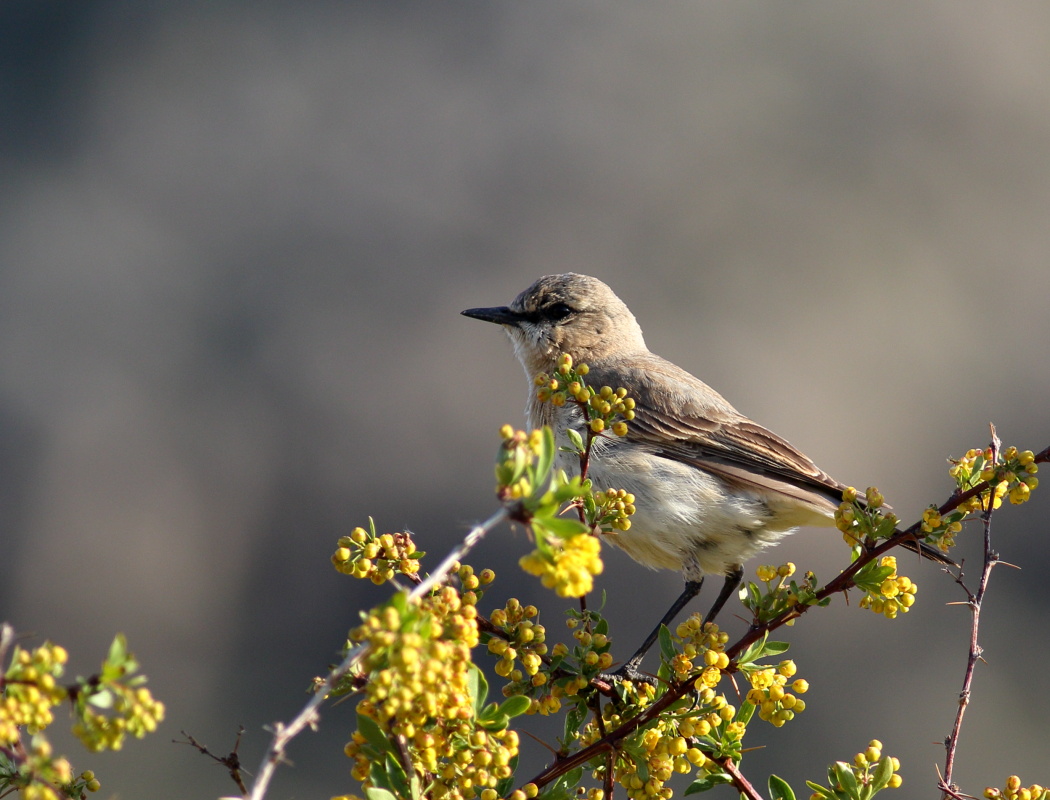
{"left": 520, "top": 534, "right": 603, "bottom": 597}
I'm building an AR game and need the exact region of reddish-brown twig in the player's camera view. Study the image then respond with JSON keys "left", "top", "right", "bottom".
{"left": 940, "top": 431, "right": 1004, "bottom": 798}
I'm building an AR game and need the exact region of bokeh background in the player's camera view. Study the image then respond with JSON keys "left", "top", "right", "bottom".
{"left": 3, "top": 3, "right": 1049, "bottom": 798}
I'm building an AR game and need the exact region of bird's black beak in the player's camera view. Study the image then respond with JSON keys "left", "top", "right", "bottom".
{"left": 461, "top": 306, "right": 522, "bottom": 327}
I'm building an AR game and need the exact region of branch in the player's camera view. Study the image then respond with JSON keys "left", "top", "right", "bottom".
{"left": 526, "top": 441, "right": 1050, "bottom": 794}
{"left": 720, "top": 756, "right": 765, "bottom": 800}
{"left": 177, "top": 728, "right": 248, "bottom": 794}
{"left": 941, "top": 431, "right": 1003, "bottom": 798}
{"left": 239, "top": 507, "right": 509, "bottom": 800}
{"left": 0, "top": 623, "right": 15, "bottom": 679}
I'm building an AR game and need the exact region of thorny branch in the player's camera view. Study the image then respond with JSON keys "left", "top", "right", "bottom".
{"left": 177, "top": 728, "right": 249, "bottom": 794}
{"left": 526, "top": 441, "right": 1049, "bottom": 796}
{"left": 237, "top": 508, "right": 508, "bottom": 800}
{"left": 939, "top": 430, "right": 1004, "bottom": 798}
{"left": 227, "top": 441, "right": 1048, "bottom": 800}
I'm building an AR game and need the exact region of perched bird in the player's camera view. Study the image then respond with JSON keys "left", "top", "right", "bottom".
{"left": 463, "top": 273, "right": 949, "bottom": 675}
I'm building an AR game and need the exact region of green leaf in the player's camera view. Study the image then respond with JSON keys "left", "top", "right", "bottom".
{"left": 498, "top": 695, "right": 532, "bottom": 719}
{"left": 384, "top": 751, "right": 411, "bottom": 799}
{"left": 874, "top": 517, "right": 898, "bottom": 540}
{"left": 658, "top": 624, "right": 675, "bottom": 662}
{"left": 833, "top": 761, "right": 860, "bottom": 800}
{"left": 534, "top": 515, "right": 589, "bottom": 539}
{"left": 536, "top": 767, "right": 583, "bottom": 800}
{"left": 369, "top": 761, "right": 395, "bottom": 795}
{"left": 388, "top": 590, "right": 410, "bottom": 619}
{"left": 86, "top": 688, "right": 114, "bottom": 709}
{"left": 357, "top": 712, "right": 394, "bottom": 756}
{"left": 656, "top": 656, "right": 672, "bottom": 684}
{"left": 541, "top": 768, "right": 583, "bottom": 800}
{"left": 622, "top": 741, "right": 650, "bottom": 782}
{"left": 365, "top": 787, "right": 398, "bottom": 800}
{"left": 737, "top": 632, "right": 768, "bottom": 666}
{"left": 735, "top": 700, "right": 755, "bottom": 726}
{"left": 563, "top": 702, "right": 587, "bottom": 743}
{"left": 745, "top": 581, "right": 761, "bottom": 610}
{"left": 804, "top": 782, "right": 835, "bottom": 800}
{"left": 769, "top": 775, "right": 797, "bottom": 800}
{"left": 566, "top": 427, "right": 585, "bottom": 453}
{"left": 869, "top": 756, "right": 894, "bottom": 792}
{"left": 468, "top": 664, "right": 489, "bottom": 718}
{"left": 552, "top": 472, "right": 587, "bottom": 502}
{"left": 418, "top": 615, "right": 433, "bottom": 640}
{"left": 685, "top": 772, "right": 733, "bottom": 794}
{"left": 100, "top": 633, "right": 137, "bottom": 681}
{"left": 107, "top": 634, "right": 128, "bottom": 665}
{"left": 478, "top": 711, "right": 510, "bottom": 731}
{"left": 509, "top": 443, "right": 528, "bottom": 484}
{"left": 762, "top": 640, "right": 791, "bottom": 656}
{"left": 534, "top": 426, "right": 556, "bottom": 485}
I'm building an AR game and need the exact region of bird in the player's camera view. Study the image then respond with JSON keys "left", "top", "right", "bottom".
{"left": 462, "top": 273, "right": 951, "bottom": 677}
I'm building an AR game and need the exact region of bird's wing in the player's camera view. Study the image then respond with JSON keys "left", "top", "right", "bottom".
{"left": 587, "top": 354, "right": 958, "bottom": 566}
{"left": 589, "top": 354, "right": 849, "bottom": 509}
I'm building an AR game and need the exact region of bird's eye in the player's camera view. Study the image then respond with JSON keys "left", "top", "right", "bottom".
{"left": 545, "top": 302, "right": 574, "bottom": 321}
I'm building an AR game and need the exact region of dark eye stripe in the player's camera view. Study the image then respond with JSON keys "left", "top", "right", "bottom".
{"left": 544, "top": 302, "right": 574, "bottom": 321}
{"left": 518, "top": 301, "right": 576, "bottom": 324}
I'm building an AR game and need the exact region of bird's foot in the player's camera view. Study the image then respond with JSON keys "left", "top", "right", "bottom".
{"left": 598, "top": 658, "right": 658, "bottom": 687}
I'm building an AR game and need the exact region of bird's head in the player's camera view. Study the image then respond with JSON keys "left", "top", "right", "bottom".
{"left": 462, "top": 273, "right": 647, "bottom": 375}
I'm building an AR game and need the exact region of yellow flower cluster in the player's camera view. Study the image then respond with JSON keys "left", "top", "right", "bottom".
{"left": 755, "top": 564, "right": 784, "bottom": 583}
{"left": 744, "top": 562, "right": 822, "bottom": 626}
{"left": 72, "top": 684, "right": 165, "bottom": 751}
{"left": 917, "top": 445, "right": 1039, "bottom": 553}
{"left": 487, "top": 598, "right": 548, "bottom": 689}
{"left": 985, "top": 776, "right": 1048, "bottom": 799}
{"left": 2, "top": 632, "right": 157, "bottom": 800}
{"left": 858, "top": 556, "right": 916, "bottom": 619}
{"left": 834, "top": 500, "right": 857, "bottom": 541}
{"left": 579, "top": 679, "right": 718, "bottom": 800}
{"left": 78, "top": 770, "right": 102, "bottom": 795}
{"left": 346, "top": 587, "right": 518, "bottom": 800}
{"left": 593, "top": 488, "right": 637, "bottom": 532}
{"left": 853, "top": 740, "right": 902, "bottom": 788}
{"left": 351, "top": 589, "right": 480, "bottom": 738}
{"left": 512, "top": 617, "right": 612, "bottom": 717}
{"left": 1, "top": 642, "right": 68, "bottom": 743}
{"left": 834, "top": 486, "right": 899, "bottom": 547}
{"left": 582, "top": 385, "right": 635, "bottom": 436}
{"left": 920, "top": 506, "right": 963, "bottom": 552}
{"left": 806, "top": 740, "right": 903, "bottom": 799}
{"left": 950, "top": 446, "right": 1039, "bottom": 511}
{"left": 667, "top": 617, "right": 753, "bottom": 745}
{"left": 332, "top": 524, "right": 421, "bottom": 584}
{"left": 745, "top": 660, "right": 809, "bottom": 728}
{"left": 567, "top": 623, "right": 614, "bottom": 675}
{"left": 534, "top": 354, "right": 636, "bottom": 436}
{"left": 456, "top": 563, "right": 495, "bottom": 607}
{"left": 519, "top": 533, "right": 603, "bottom": 598}
{"left": 669, "top": 614, "right": 730, "bottom": 686}
{"left": 4, "top": 736, "right": 81, "bottom": 800}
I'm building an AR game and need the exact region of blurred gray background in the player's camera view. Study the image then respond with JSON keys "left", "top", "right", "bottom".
{"left": 3, "top": 2, "right": 1049, "bottom": 798}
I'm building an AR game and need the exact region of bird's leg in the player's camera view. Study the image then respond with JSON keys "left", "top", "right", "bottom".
{"left": 702, "top": 566, "right": 744, "bottom": 626}
{"left": 608, "top": 567, "right": 745, "bottom": 685}
{"left": 613, "top": 578, "right": 704, "bottom": 682}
